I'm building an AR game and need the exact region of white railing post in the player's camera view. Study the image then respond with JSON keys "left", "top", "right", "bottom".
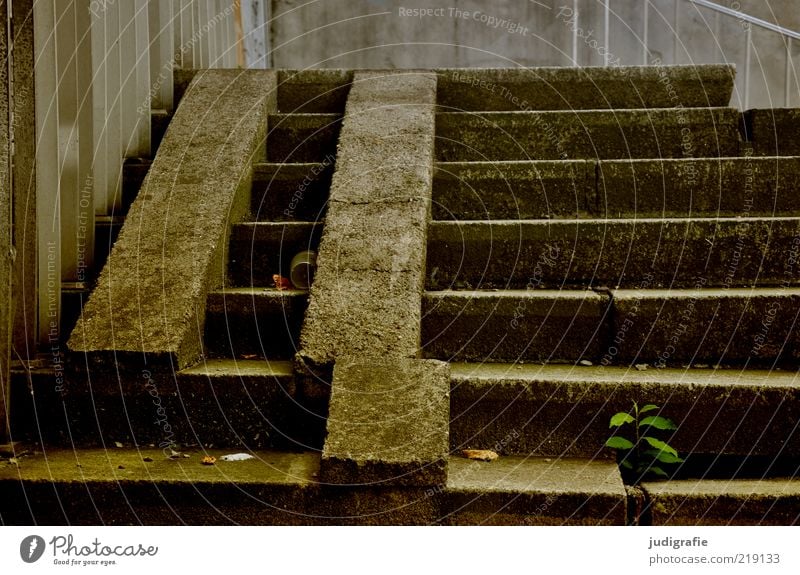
{"left": 149, "top": 0, "right": 175, "bottom": 111}
{"left": 33, "top": 0, "right": 61, "bottom": 344}
{"left": 119, "top": 0, "right": 150, "bottom": 158}
{"left": 75, "top": 0, "right": 95, "bottom": 284}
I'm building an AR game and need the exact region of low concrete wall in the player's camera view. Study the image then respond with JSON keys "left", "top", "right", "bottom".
{"left": 68, "top": 70, "right": 276, "bottom": 379}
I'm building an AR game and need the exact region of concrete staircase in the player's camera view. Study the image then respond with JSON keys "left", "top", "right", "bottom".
{"left": 422, "top": 68, "right": 800, "bottom": 524}
{"left": 3, "top": 66, "right": 799, "bottom": 526}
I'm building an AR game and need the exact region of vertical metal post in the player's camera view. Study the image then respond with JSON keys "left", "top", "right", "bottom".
{"left": 571, "top": 0, "right": 578, "bottom": 66}
{"left": 744, "top": 24, "right": 752, "bottom": 109}
{"left": 33, "top": 0, "right": 61, "bottom": 344}
{"left": 786, "top": 37, "right": 793, "bottom": 107}
{"left": 603, "top": 0, "right": 610, "bottom": 66}
{"left": 643, "top": 0, "right": 649, "bottom": 64}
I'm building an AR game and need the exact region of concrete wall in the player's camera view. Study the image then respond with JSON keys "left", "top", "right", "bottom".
{"left": 269, "top": 0, "right": 799, "bottom": 108}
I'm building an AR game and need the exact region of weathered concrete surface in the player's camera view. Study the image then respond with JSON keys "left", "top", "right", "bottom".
{"left": 297, "top": 71, "right": 437, "bottom": 375}
{"left": 204, "top": 288, "right": 307, "bottom": 359}
{"left": 0, "top": 0, "right": 11, "bottom": 441}
{"left": 599, "top": 157, "right": 800, "bottom": 217}
{"left": 747, "top": 109, "right": 800, "bottom": 156}
{"left": 427, "top": 218, "right": 800, "bottom": 289}
{"left": 644, "top": 479, "right": 800, "bottom": 525}
{"left": 422, "top": 290, "right": 611, "bottom": 362}
{"left": 321, "top": 359, "right": 449, "bottom": 486}
{"left": 436, "top": 108, "right": 741, "bottom": 161}
{"left": 449, "top": 363, "right": 800, "bottom": 458}
{"left": 296, "top": 72, "right": 439, "bottom": 487}
{"left": 266, "top": 113, "right": 342, "bottom": 163}
{"left": 228, "top": 221, "right": 322, "bottom": 285}
{"left": 443, "top": 456, "right": 626, "bottom": 525}
{"left": 612, "top": 288, "right": 800, "bottom": 365}
{"left": 437, "top": 65, "right": 735, "bottom": 111}
{"left": 433, "top": 161, "right": 595, "bottom": 220}
{"left": 10, "top": 0, "right": 37, "bottom": 361}
{"left": 277, "top": 69, "right": 353, "bottom": 113}
{"left": 0, "top": 448, "right": 627, "bottom": 525}
{"left": 68, "top": 70, "right": 276, "bottom": 376}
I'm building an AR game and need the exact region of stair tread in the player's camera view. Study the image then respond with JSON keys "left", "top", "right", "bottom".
{"left": 211, "top": 287, "right": 307, "bottom": 297}
{"left": 427, "top": 287, "right": 800, "bottom": 298}
{"left": 433, "top": 216, "right": 800, "bottom": 224}
{"left": 450, "top": 362, "right": 800, "bottom": 388}
{"left": 180, "top": 358, "right": 294, "bottom": 378}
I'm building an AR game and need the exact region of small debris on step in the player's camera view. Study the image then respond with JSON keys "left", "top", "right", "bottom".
{"left": 142, "top": 457, "right": 153, "bottom": 463}
{"left": 634, "top": 364, "right": 649, "bottom": 371}
{"left": 272, "top": 274, "right": 291, "bottom": 291}
{"left": 220, "top": 453, "right": 254, "bottom": 462}
{"left": 578, "top": 359, "right": 593, "bottom": 366}
{"left": 462, "top": 449, "right": 499, "bottom": 462}
{"left": 118, "top": 465, "right": 125, "bottom": 470}
{"left": 693, "top": 363, "right": 709, "bottom": 369}
{"left": 201, "top": 456, "right": 217, "bottom": 466}
{"left": 114, "top": 441, "right": 124, "bottom": 448}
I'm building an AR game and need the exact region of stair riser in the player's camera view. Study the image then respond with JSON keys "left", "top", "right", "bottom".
{"left": 450, "top": 378, "right": 800, "bottom": 459}
{"left": 204, "top": 294, "right": 307, "bottom": 359}
{"left": 267, "top": 114, "right": 342, "bottom": 163}
{"left": 436, "top": 109, "right": 740, "bottom": 161}
{"left": 228, "top": 223, "right": 322, "bottom": 286}
{"left": 432, "top": 161, "right": 595, "bottom": 220}
{"left": 427, "top": 219, "right": 800, "bottom": 289}
{"left": 422, "top": 293, "right": 610, "bottom": 362}
{"left": 423, "top": 292, "right": 800, "bottom": 364}
{"left": 251, "top": 165, "right": 332, "bottom": 222}
{"left": 9, "top": 371, "right": 325, "bottom": 450}
{"left": 433, "top": 158, "right": 800, "bottom": 220}
{"left": 277, "top": 69, "right": 353, "bottom": 113}
{"left": 436, "top": 66, "right": 734, "bottom": 111}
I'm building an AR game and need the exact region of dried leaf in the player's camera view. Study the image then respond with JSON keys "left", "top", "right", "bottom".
{"left": 634, "top": 364, "right": 649, "bottom": 371}
{"left": 142, "top": 457, "right": 153, "bottom": 463}
{"left": 114, "top": 441, "right": 124, "bottom": 448}
{"left": 273, "top": 275, "right": 291, "bottom": 291}
{"left": 201, "top": 456, "right": 217, "bottom": 466}
{"left": 462, "top": 449, "right": 499, "bottom": 462}
{"left": 241, "top": 354, "right": 258, "bottom": 360}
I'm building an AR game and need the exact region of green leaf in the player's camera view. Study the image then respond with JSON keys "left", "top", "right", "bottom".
{"left": 643, "top": 436, "right": 678, "bottom": 457}
{"left": 644, "top": 449, "right": 685, "bottom": 464}
{"left": 620, "top": 460, "right": 633, "bottom": 470}
{"left": 639, "top": 404, "right": 660, "bottom": 414}
{"left": 647, "top": 466, "right": 669, "bottom": 478}
{"left": 639, "top": 415, "right": 678, "bottom": 431}
{"left": 605, "top": 436, "right": 635, "bottom": 450}
{"left": 609, "top": 412, "right": 635, "bottom": 428}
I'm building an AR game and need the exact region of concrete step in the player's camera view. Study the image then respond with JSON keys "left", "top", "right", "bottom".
{"left": 277, "top": 69, "right": 353, "bottom": 113}
{"left": 745, "top": 108, "right": 800, "bottom": 157}
{"left": 204, "top": 288, "right": 308, "bottom": 359}
{"left": 642, "top": 478, "right": 800, "bottom": 525}
{"left": 433, "top": 160, "right": 596, "bottom": 220}
{"left": 267, "top": 113, "right": 342, "bottom": 163}
{"left": 251, "top": 162, "right": 333, "bottom": 222}
{"left": 449, "top": 363, "right": 800, "bottom": 460}
{"left": 436, "top": 65, "right": 735, "bottom": 111}
{"left": 426, "top": 217, "right": 800, "bottom": 290}
{"left": 435, "top": 108, "right": 741, "bottom": 161}
{"left": 228, "top": 221, "right": 322, "bottom": 287}
{"left": 0, "top": 449, "right": 627, "bottom": 525}
{"left": 610, "top": 287, "right": 800, "bottom": 365}
{"left": 422, "top": 289, "right": 610, "bottom": 363}
{"left": 442, "top": 455, "right": 626, "bottom": 525}
{"left": 9, "top": 358, "right": 321, "bottom": 450}
{"left": 175, "top": 359, "right": 325, "bottom": 450}
{"left": 433, "top": 158, "right": 800, "bottom": 220}
{"left": 422, "top": 288, "right": 800, "bottom": 365}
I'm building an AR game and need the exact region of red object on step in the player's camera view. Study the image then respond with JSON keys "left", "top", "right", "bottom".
{"left": 273, "top": 274, "right": 291, "bottom": 290}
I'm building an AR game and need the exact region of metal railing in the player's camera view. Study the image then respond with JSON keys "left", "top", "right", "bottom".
{"left": 569, "top": 0, "right": 799, "bottom": 109}
{"left": 33, "top": 1, "right": 241, "bottom": 345}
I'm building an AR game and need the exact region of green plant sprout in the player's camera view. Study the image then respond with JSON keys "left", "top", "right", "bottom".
{"left": 605, "top": 402, "right": 683, "bottom": 483}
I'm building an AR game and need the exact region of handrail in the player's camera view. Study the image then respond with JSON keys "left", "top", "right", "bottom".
{"left": 688, "top": 0, "right": 800, "bottom": 41}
